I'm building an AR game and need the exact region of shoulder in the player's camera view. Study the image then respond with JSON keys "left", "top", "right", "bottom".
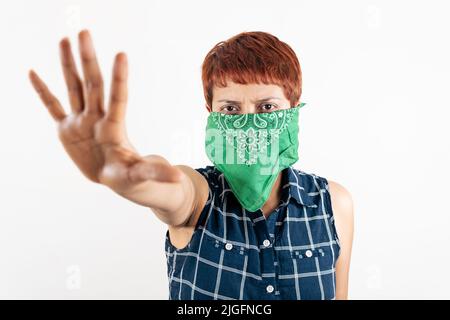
{"left": 327, "top": 180, "right": 354, "bottom": 219}
{"left": 326, "top": 179, "right": 354, "bottom": 242}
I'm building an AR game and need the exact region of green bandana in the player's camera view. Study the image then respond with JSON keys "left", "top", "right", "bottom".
{"left": 205, "top": 102, "right": 306, "bottom": 212}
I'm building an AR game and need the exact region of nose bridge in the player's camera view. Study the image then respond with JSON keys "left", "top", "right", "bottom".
{"left": 241, "top": 99, "right": 259, "bottom": 114}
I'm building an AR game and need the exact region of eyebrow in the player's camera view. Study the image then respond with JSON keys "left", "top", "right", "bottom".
{"left": 217, "top": 97, "right": 282, "bottom": 104}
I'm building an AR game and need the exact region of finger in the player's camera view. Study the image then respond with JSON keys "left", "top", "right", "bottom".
{"left": 28, "top": 70, "right": 67, "bottom": 121}
{"left": 59, "top": 37, "right": 84, "bottom": 113}
{"left": 78, "top": 30, "right": 104, "bottom": 115}
{"left": 128, "top": 157, "right": 183, "bottom": 184}
{"left": 106, "top": 52, "right": 128, "bottom": 122}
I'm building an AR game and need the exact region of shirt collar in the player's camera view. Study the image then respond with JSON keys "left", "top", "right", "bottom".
{"left": 281, "top": 167, "right": 317, "bottom": 208}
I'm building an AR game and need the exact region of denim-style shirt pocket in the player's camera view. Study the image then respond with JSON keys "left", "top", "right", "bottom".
{"left": 276, "top": 245, "right": 336, "bottom": 285}
{"left": 290, "top": 246, "right": 336, "bottom": 275}
{"left": 201, "top": 234, "right": 250, "bottom": 274}
{"left": 275, "top": 245, "right": 338, "bottom": 299}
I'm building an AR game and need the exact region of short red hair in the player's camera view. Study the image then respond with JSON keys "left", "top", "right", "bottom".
{"left": 201, "top": 31, "right": 302, "bottom": 109}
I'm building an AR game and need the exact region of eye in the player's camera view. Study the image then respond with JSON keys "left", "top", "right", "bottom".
{"left": 260, "top": 103, "right": 277, "bottom": 112}
{"left": 221, "top": 105, "right": 239, "bottom": 114}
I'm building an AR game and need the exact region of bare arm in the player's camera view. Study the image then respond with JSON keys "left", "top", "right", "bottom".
{"left": 29, "top": 30, "right": 208, "bottom": 229}
{"left": 328, "top": 180, "right": 354, "bottom": 300}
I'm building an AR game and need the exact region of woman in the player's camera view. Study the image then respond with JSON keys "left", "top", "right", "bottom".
{"left": 29, "top": 29, "right": 354, "bottom": 300}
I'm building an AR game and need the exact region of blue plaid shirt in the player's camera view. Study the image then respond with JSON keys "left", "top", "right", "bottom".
{"left": 165, "top": 165, "right": 341, "bottom": 300}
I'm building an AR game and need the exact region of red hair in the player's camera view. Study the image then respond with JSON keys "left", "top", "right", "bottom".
{"left": 201, "top": 31, "right": 302, "bottom": 109}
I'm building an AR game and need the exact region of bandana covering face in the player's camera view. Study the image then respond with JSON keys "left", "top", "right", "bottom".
{"left": 205, "top": 102, "right": 306, "bottom": 212}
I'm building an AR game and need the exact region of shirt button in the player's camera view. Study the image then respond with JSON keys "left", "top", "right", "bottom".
{"left": 225, "top": 243, "right": 233, "bottom": 251}
{"left": 266, "top": 285, "right": 274, "bottom": 293}
{"left": 263, "top": 239, "right": 271, "bottom": 248}
{"left": 305, "top": 249, "right": 313, "bottom": 258}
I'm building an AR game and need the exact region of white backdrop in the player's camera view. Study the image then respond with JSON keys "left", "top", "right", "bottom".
{"left": 1, "top": 0, "right": 449, "bottom": 299}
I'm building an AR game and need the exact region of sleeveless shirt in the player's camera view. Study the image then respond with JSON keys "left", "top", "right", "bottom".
{"left": 165, "top": 165, "right": 341, "bottom": 300}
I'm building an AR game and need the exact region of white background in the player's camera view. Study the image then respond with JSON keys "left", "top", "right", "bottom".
{"left": 1, "top": 0, "right": 449, "bottom": 299}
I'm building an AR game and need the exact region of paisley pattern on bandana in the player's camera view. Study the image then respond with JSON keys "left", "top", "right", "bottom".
{"left": 204, "top": 102, "right": 306, "bottom": 212}
{"left": 209, "top": 103, "right": 305, "bottom": 165}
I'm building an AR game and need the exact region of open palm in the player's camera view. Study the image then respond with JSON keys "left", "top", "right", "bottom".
{"left": 29, "top": 30, "right": 182, "bottom": 196}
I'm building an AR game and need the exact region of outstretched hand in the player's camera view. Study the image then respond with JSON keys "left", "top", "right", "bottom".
{"left": 29, "top": 30, "right": 182, "bottom": 195}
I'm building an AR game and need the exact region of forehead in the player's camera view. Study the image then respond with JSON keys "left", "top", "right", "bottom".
{"left": 212, "top": 81, "right": 285, "bottom": 101}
